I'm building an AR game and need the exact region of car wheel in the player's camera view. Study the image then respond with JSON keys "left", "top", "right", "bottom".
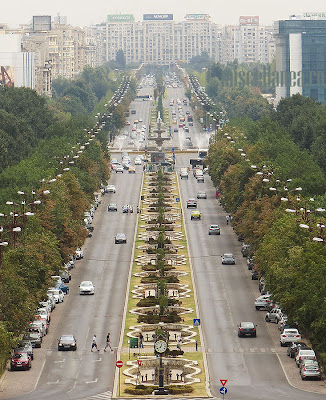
{"left": 301, "top": 375, "right": 305, "bottom": 380}
{"left": 209, "top": 233, "right": 211, "bottom": 235}
{"left": 253, "top": 333, "right": 256, "bottom": 337}
{"left": 255, "top": 306, "right": 260, "bottom": 310}
{"left": 115, "top": 241, "right": 117, "bottom": 244}
{"left": 265, "top": 317, "right": 269, "bottom": 322}
{"left": 280, "top": 342, "right": 284, "bottom": 347}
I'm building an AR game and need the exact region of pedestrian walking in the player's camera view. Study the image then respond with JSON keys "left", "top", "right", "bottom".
{"left": 91, "top": 334, "right": 99, "bottom": 352}
{"left": 226, "top": 215, "right": 230, "bottom": 225}
{"left": 177, "top": 335, "right": 182, "bottom": 350}
{"left": 139, "top": 332, "right": 144, "bottom": 348}
{"left": 104, "top": 332, "right": 112, "bottom": 352}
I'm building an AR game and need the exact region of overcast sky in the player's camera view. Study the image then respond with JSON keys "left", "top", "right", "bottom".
{"left": 2, "top": 0, "right": 326, "bottom": 27}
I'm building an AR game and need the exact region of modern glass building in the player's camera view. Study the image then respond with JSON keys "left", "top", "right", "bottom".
{"left": 275, "top": 18, "right": 326, "bottom": 104}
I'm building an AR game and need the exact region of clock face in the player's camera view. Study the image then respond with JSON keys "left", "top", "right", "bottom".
{"left": 155, "top": 340, "right": 167, "bottom": 353}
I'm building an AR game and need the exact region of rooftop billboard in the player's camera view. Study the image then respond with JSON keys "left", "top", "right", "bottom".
{"left": 143, "top": 14, "right": 173, "bottom": 21}
{"left": 185, "top": 14, "right": 210, "bottom": 20}
{"left": 107, "top": 14, "right": 135, "bottom": 22}
{"left": 239, "top": 16, "right": 259, "bottom": 25}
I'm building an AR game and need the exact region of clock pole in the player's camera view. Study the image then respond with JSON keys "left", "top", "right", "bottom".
{"left": 154, "top": 337, "right": 169, "bottom": 395}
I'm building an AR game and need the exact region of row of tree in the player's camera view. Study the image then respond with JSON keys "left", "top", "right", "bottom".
{"left": 0, "top": 69, "right": 136, "bottom": 372}
{"left": 206, "top": 117, "right": 326, "bottom": 362}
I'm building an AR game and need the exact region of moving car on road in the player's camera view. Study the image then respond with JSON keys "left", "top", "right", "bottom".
{"left": 115, "top": 233, "right": 127, "bottom": 244}
{"left": 58, "top": 335, "right": 77, "bottom": 351}
{"left": 108, "top": 203, "right": 118, "bottom": 211}
{"left": 106, "top": 185, "right": 116, "bottom": 193}
{"left": 222, "top": 253, "right": 235, "bottom": 265}
{"left": 208, "top": 225, "right": 220, "bottom": 235}
{"left": 187, "top": 199, "right": 197, "bottom": 208}
{"left": 197, "top": 191, "right": 207, "bottom": 199}
{"left": 122, "top": 205, "right": 133, "bottom": 213}
{"left": 79, "top": 281, "right": 95, "bottom": 295}
{"left": 238, "top": 322, "right": 257, "bottom": 337}
{"left": 190, "top": 210, "right": 201, "bottom": 220}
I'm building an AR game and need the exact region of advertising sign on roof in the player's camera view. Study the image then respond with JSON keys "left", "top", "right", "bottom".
{"left": 107, "top": 14, "right": 135, "bottom": 22}
{"left": 239, "top": 16, "right": 259, "bottom": 25}
{"left": 303, "top": 12, "right": 326, "bottom": 19}
{"left": 143, "top": 14, "right": 173, "bottom": 21}
{"left": 185, "top": 14, "right": 210, "bottom": 21}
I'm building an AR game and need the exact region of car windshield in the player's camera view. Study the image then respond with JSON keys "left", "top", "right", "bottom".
{"left": 61, "top": 335, "right": 74, "bottom": 341}
{"left": 210, "top": 225, "right": 219, "bottom": 228}
{"left": 224, "top": 254, "right": 233, "bottom": 258}
{"left": 241, "top": 322, "right": 254, "bottom": 328}
{"left": 81, "top": 281, "right": 92, "bottom": 287}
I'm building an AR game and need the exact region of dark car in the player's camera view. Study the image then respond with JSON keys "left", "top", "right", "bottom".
{"left": 15, "top": 341, "right": 33, "bottom": 360}
{"left": 108, "top": 203, "right": 118, "bottom": 211}
{"left": 122, "top": 205, "right": 133, "bottom": 213}
{"left": 22, "top": 333, "right": 42, "bottom": 348}
{"left": 287, "top": 342, "right": 310, "bottom": 358}
{"left": 10, "top": 351, "right": 31, "bottom": 371}
{"left": 58, "top": 334, "right": 77, "bottom": 351}
{"left": 56, "top": 282, "right": 69, "bottom": 294}
{"left": 115, "top": 233, "right": 127, "bottom": 244}
{"left": 251, "top": 269, "right": 259, "bottom": 280}
{"left": 238, "top": 322, "right": 257, "bottom": 337}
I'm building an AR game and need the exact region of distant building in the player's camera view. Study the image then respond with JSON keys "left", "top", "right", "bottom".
{"left": 275, "top": 14, "right": 326, "bottom": 104}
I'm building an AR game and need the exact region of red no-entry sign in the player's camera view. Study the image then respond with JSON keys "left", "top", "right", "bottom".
{"left": 138, "top": 360, "right": 142, "bottom": 367}
{"left": 116, "top": 360, "right": 123, "bottom": 368}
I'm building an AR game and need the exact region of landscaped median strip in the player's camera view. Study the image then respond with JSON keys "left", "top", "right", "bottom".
{"left": 115, "top": 167, "right": 208, "bottom": 397}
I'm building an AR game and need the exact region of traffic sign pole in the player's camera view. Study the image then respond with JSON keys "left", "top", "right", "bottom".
{"left": 116, "top": 360, "right": 123, "bottom": 396}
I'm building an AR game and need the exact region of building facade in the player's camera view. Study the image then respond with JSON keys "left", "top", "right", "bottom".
{"left": 275, "top": 15, "right": 326, "bottom": 104}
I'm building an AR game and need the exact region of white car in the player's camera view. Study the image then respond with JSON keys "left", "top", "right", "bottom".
{"left": 295, "top": 349, "right": 316, "bottom": 366}
{"left": 115, "top": 165, "right": 124, "bottom": 173}
{"left": 135, "top": 158, "right": 142, "bottom": 165}
{"left": 106, "top": 185, "right": 116, "bottom": 193}
{"left": 280, "top": 328, "right": 301, "bottom": 346}
{"left": 79, "top": 281, "right": 95, "bottom": 295}
{"left": 75, "top": 247, "right": 84, "bottom": 259}
{"left": 47, "top": 288, "right": 64, "bottom": 303}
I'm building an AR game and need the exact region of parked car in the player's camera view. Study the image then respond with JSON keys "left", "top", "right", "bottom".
{"left": 190, "top": 211, "right": 201, "bottom": 220}
{"left": 56, "top": 282, "right": 69, "bottom": 295}
{"left": 280, "top": 328, "right": 301, "bottom": 346}
{"left": 247, "top": 257, "right": 255, "bottom": 270}
{"left": 187, "top": 199, "right": 197, "bottom": 208}
{"left": 265, "top": 308, "right": 283, "bottom": 323}
{"left": 296, "top": 349, "right": 316, "bottom": 367}
{"left": 75, "top": 248, "right": 84, "bottom": 259}
{"left": 60, "top": 269, "right": 71, "bottom": 283}
{"left": 255, "top": 294, "right": 272, "bottom": 310}
{"left": 300, "top": 360, "right": 321, "bottom": 380}
{"left": 106, "top": 185, "right": 116, "bottom": 193}
{"left": 22, "top": 333, "right": 42, "bottom": 348}
{"left": 115, "top": 233, "right": 127, "bottom": 244}
{"left": 208, "top": 225, "right": 220, "bottom": 235}
{"left": 238, "top": 322, "right": 257, "bottom": 337}
{"left": 47, "top": 288, "right": 64, "bottom": 303}
{"left": 287, "top": 342, "right": 310, "bottom": 358}
{"left": 222, "top": 253, "right": 235, "bottom": 265}
{"left": 122, "top": 205, "right": 133, "bottom": 213}
{"left": 251, "top": 269, "right": 259, "bottom": 280}
{"left": 16, "top": 340, "right": 33, "bottom": 360}
{"left": 108, "top": 203, "right": 118, "bottom": 212}
{"left": 79, "top": 281, "right": 95, "bottom": 295}
{"left": 10, "top": 351, "right": 31, "bottom": 371}
{"left": 197, "top": 191, "right": 207, "bottom": 199}
{"left": 58, "top": 335, "right": 77, "bottom": 351}
{"left": 241, "top": 244, "right": 250, "bottom": 257}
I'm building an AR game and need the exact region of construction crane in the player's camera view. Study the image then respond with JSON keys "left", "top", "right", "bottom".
{"left": 0, "top": 66, "right": 14, "bottom": 87}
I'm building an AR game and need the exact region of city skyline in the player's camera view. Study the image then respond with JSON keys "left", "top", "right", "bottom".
{"left": 2, "top": 0, "right": 326, "bottom": 27}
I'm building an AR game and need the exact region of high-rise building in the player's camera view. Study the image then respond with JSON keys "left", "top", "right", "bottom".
{"left": 275, "top": 14, "right": 326, "bottom": 104}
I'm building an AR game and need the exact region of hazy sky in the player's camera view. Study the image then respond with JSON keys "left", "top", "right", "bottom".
{"left": 2, "top": 0, "right": 326, "bottom": 27}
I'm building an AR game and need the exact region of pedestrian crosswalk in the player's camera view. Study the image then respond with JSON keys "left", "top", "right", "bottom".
{"left": 82, "top": 391, "right": 112, "bottom": 399}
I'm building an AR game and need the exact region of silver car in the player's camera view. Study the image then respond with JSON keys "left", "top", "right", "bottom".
{"left": 222, "top": 253, "right": 235, "bottom": 265}
{"left": 300, "top": 360, "right": 321, "bottom": 380}
{"left": 208, "top": 225, "right": 220, "bottom": 235}
{"left": 197, "top": 191, "right": 207, "bottom": 199}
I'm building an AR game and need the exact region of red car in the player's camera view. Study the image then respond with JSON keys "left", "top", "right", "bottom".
{"left": 10, "top": 351, "right": 31, "bottom": 371}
